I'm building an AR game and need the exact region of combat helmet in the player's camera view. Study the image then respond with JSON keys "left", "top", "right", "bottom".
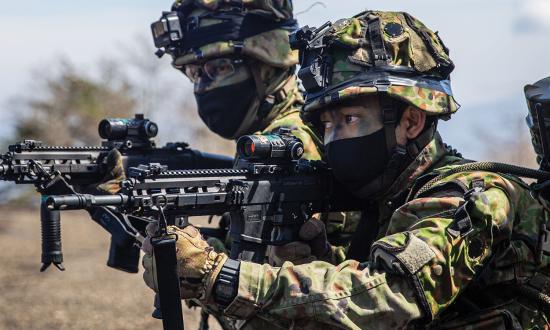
{"left": 290, "top": 11, "right": 460, "bottom": 196}
{"left": 151, "top": 0, "right": 302, "bottom": 138}
{"left": 152, "top": 0, "right": 299, "bottom": 68}
{"left": 291, "top": 11, "right": 459, "bottom": 122}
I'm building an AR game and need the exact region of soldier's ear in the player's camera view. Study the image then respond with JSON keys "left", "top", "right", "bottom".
{"left": 397, "top": 106, "right": 426, "bottom": 142}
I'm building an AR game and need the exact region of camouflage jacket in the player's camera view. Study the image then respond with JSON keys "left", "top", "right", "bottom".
{"left": 220, "top": 133, "right": 549, "bottom": 329}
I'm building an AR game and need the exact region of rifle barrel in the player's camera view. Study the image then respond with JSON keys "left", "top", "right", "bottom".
{"left": 46, "top": 194, "right": 128, "bottom": 210}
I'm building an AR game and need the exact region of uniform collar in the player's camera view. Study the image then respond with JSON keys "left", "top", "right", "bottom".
{"left": 380, "top": 132, "right": 448, "bottom": 206}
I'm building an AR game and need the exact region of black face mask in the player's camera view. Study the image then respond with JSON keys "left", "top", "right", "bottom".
{"left": 325, "top": 128, "right": 390, "bottom": 193}
{"left": 195, "top": 78, "right": 257, "bottom": 139}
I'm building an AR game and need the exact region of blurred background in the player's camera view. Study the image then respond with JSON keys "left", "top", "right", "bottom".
{"left": 0, "top": 0, "right": 548, "bottom": 328}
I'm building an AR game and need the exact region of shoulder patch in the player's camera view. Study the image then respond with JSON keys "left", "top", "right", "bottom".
{"left": 395, "top": 234, "right": 437, "bottom": 274}
{"left": 372, "top": 233, "right": 436, "bottom": 274}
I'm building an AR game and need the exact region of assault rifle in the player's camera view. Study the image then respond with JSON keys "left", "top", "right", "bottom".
{"left": 46, "top": 130, "right": 363, "bottom": 330}
{"left": 0, "top": 114, "right": 233, "bottom": 273}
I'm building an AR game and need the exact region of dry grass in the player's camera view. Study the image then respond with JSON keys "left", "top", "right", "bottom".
{"left": 0, "top": 206, "right": 221, "bottom": 330}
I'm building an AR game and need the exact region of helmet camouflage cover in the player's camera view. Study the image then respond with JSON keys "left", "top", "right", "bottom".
{"left": 166, "top": 0, "right": 299, "bottom": 68}
{"left": 291, "top": 11, "right": 460, "bottom": 123}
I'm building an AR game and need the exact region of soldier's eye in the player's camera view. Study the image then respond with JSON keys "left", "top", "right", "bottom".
{"left": 344, "top": 115, "right": 359, "bottom": 124}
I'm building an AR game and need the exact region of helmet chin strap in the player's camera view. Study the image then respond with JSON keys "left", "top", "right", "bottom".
{"left": 353, "top": 98, "right": 437, "bottom": 200}
{"left": 380, "top": 96, "right": 399, "bottom": 158}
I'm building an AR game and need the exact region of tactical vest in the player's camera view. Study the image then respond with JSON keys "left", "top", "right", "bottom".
{"left": 411, "top": 168, "right": 550, "bottom": 329}
{"left": 348, "top": 152, "right": 550, "bottom": 329}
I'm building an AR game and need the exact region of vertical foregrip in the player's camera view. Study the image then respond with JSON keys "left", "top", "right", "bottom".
{"left": 40, "top": 199, "right": 64, "bottom": 271}
{"left": 152, "top": 236, "right": 184, "bottom": 330}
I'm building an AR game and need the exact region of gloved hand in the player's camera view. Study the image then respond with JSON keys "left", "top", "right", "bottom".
{"left": 267, "top": 215, "right": 334, "bottom": 266}
{"left": 97, "top": 149, "right": 126, "bottom": 194}
{"left": 79, "top": 149, "right": 126, "bottom": 194}
{"left": 142, "top": 225, "right": 228, "bottom": 302}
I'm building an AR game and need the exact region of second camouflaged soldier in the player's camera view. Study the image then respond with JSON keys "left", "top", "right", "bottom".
{"left": 153, "top": 0, "right": 322, "bottom": 158}
{"left": 151, "top": 0, "right": 360, "bottom": 263}
{"left": 143, "top": 10, "right": 550, "bottom": 329}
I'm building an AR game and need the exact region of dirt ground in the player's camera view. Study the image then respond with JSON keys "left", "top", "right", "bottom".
{"left": 0, "top": 206, "right": 222, "bottom": 330}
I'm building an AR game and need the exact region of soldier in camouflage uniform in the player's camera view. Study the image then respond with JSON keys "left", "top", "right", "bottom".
{"left": 163, "top": 0, "right": 322, "bottom": 159}
{"left": 143, "top": 10, "right": 550, "bottom": 329}
{"left": 152, "top": 0, "right": 359, "bottom": 263}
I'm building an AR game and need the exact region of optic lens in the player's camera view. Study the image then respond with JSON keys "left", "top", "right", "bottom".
{"left": 244, "top": 140, "right": 255, "bottom": 157}
{"left": 98, "top": 119, "right": 127, "bottom": 140}
{"left": 143, "top": 121, "right": 159, "bottom": 138}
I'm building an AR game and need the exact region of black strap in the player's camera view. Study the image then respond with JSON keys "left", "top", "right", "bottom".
{"left": 367, "top": 16, "right": 389, "bottom": 67}
{"left": 183, "top": 12, "right": 298, "bottom": 52}
{"left": 380, "top": 96, "right": 398, "bottom": 157}
{"left": 347, "top": 203, "right": 380, "bottom": 262}
{"left": 214, "top": 259, "right": 241, "bottom": 307}
{"left": 152, "top": 236, "right": 184, "bottom": 330}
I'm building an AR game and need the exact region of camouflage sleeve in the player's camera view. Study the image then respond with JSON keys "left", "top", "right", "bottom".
{"left": 221, "top": 185, "right": 514, "bottom": 327}
{"left": 224, "top": 260, "right": 423, "bottom": 328}
{"left": 373, "top": 186, "right": 513, "bottom": 319}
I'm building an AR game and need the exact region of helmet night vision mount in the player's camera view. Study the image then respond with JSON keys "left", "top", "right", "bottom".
{"left": 151, "top": 5, "right": 298, "bottom": 60}
{"left": 151, "top": 11, "right": 186, "bottom": 58}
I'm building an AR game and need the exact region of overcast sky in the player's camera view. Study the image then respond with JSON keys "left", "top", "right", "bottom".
{"left": 1, "top": 0, "right": 549, "bottom": 159}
